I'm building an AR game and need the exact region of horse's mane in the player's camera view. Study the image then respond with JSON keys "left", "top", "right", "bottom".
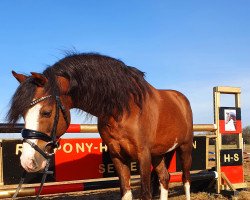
{"left": 7, "top": 53, "right": 151, "bottom": 123}
{"left": 7, "top": 77, "right": 37, "bottom": 124}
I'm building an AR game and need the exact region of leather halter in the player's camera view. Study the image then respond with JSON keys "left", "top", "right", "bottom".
{"left": 12, "top": 95, "right": 69, "bottom": 199}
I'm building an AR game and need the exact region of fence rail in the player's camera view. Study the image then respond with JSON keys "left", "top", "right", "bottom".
{"left": 0, "top": 123, "right": 217, "bottom": 134}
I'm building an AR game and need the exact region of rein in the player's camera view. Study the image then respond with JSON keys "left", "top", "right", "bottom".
{"left": 12, "top": 95, "right": 69, "bottom": 199}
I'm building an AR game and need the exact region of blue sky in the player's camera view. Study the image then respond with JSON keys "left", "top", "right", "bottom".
{"left": 1, "top": 1, "right": 250, "bottom": 128}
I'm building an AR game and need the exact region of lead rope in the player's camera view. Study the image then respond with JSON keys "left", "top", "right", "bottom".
{"left": 35, "top": 158, "right": 53, "bottom": 199}
{"left": 12, "top": 170, "right": 27, "bottom": 199}
{"left": 12, "top": 158, "right": 53, "bottom": 199}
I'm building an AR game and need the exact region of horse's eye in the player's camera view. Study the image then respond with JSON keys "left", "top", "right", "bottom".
{"left": 41, "top": 110, "right": 52, "bottom": 118}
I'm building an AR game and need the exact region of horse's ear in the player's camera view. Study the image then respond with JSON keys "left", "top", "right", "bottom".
{"left": 30, "top": 72, "right": 48, "bottom": 87}
{"left": 57, "top": 76, "right": 70, "bottom": 94}
{"left": 12, "top": 71, "right": 28, "bottom": 83}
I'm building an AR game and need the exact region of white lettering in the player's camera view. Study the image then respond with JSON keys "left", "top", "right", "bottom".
{"left": 76, "top": 143, "right": 85, "bottom": 153}
{"left": 234, "top": 153, "right": 239, "bottom": 161}
{"left": 85, "top": 143, "right": 93, "bottom": 152}
{"left": 99, "top": 164, "right": 105, "bottom": 173}
{"left": 108, "top": 164, "right": 115, "bottom": 173}
{"left": 98, "top": 163, "right": 139, "bottom": 174}
{"left": 131, "top": 162, "right": 137, "bottom": 172}
{"left": 63, "top": 143, "right": 73, "bottom": 153}
{"left": 16, "top": 144, "right": 23, "bottom": 155}
{"left": 193, "top": 141, "right": 197, "bottom": 149}
{"left": 224, "top": 154, "right": 231, "bottom": 162}
{"left": 100, "top": 143, "right": 108, "bottom": 152}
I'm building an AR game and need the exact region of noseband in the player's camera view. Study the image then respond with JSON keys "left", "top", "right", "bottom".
{"left": 12, "top": 95, "right": 69, "bottom": 199}
{"left": 22, "top": 95, "right": 69, "bottom": 158}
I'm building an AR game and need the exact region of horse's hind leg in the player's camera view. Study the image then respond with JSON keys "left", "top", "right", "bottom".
{"left": 177, "top": 142, "right": 192, "bottom": 200}
{"left": 111, "top": 157, "right": 132, "bottom": 200}
{"left": 152, "top": 156, "right": 170, "bottom": 200}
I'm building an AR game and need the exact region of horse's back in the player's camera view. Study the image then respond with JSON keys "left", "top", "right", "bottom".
{"left": 98, "top": 86, "right": 193, "bottom": 158}
{"left": 157, "top": 89, "right": 192, "bottom": 123}
{"left": 150, "top": 89, "right": 193, "bottom": 155}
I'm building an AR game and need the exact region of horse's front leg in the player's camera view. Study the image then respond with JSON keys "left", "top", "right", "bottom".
{"left": 138, "top": 149, "right": 152, "bottom": 200}
{"left": 111, "top": 156, "right": 132, "bottom": 200}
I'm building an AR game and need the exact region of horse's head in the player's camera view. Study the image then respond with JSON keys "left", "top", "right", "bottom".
{"left": 225, "top": 112, "right": 236, "bottom": 124}
{"left": 10, "top": 71, "right": 72, "bottom": 172}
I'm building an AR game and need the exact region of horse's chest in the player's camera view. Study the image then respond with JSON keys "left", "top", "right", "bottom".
{"left": 101, "top": 133, "right": 138, "bottom": 160}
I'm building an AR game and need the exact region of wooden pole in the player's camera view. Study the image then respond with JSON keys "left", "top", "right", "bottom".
{"left": 214, "top": 86, "right": 222, "bottom": 193}
{"left": 0, "top": 140, "right": 3, "bottom": 186}
{"left": 193, "top": 124, "right": 217, "bottom": 132}
{"left": 213, "top": 86, "right": 243, "bottom": 193}
{"left": 0, "top": 123, "right": 218, "bottom": 133}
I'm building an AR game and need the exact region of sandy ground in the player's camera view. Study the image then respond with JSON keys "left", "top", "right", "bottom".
{"left": 7, "top": 186, "right": 250, "bottom": 200}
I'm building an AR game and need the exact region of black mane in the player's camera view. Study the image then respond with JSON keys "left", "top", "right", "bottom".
{"left": 7, "top": 53, "right": 151, "bottom": 123}
{"left": 7, "top": 77, "right": 37, "bottom": 124}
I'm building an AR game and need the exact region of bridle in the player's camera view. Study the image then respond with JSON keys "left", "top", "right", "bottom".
{"left": 22, "top": 95, "right": 69, "bottom": 158}
{"left": 12, "top": 95, "right": 69, "bottom": 199}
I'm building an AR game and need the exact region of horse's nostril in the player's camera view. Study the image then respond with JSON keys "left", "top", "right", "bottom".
{"left": 27, "top": 159, "right": 38, "bottom": 169}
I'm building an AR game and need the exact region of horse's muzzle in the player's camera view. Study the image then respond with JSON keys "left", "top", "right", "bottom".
{"left": 21, "top": 129, "right": 59, "bottom": 158}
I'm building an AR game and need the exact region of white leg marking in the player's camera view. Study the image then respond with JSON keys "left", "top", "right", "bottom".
{"left": 121, "top": 190, "right": 133, "bottom": 200}
{"left": 160, "top": 183, "right": 168, "bottom": 200}
{"left": 20, "top": 103, "right": 46, "bottom": 172}
{"left": 184, "top": 182, "right": 190, "bottom": 200}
